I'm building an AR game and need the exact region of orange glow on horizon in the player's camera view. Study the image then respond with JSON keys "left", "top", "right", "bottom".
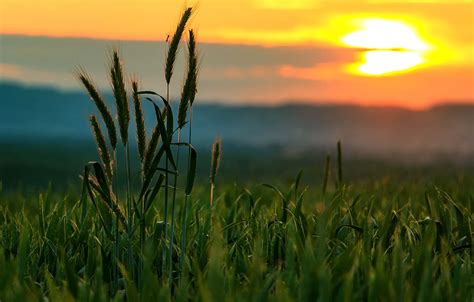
{"left": 1, "top": 0, "right": 473, "bottom": 108}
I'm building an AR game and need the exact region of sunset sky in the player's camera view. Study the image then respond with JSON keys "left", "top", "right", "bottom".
{"left": 1, "top": 0, "right": 473, "bottom": 108}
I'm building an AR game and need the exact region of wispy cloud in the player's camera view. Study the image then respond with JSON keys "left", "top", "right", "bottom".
{"left": 278, "top": 63, "right": 345, "bottom": 81}
{"left": 1, "top": 64, "right": 23, "bottom": 77}
{"left": 0, "top": 63, "right": 75, "bottom": 88}
{"left": 203, "top": 66, "right": 277, "bottom": 79}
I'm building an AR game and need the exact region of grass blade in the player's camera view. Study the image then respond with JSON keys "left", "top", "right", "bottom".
{"left": 145, "top": 174, "right": 165, "bottom": 214}
{"left": 146, "top": 98, "right": 176, "bottom": 169}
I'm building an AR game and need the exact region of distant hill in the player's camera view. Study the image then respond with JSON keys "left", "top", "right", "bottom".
{"left": 1, "top": 81, "right": 473, "bottom": 163}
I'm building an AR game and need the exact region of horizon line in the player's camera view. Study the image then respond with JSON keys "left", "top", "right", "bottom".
{"left": 1, "top": 79, "right": 473, "bottom": 111}
{"left": 0, "top": 32, "right": 323, "bottom": 48}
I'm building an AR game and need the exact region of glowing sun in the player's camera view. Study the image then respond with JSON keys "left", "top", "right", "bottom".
{"left": 341, "top": 19, "right": 430, "bottom": 76}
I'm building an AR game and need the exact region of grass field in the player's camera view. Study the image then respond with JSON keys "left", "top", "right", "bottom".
{"left": 0, "top": 174, "right": 472, "bottom": 301}
{"left": 1, "top": 7, "right": 472, "bottom": 302}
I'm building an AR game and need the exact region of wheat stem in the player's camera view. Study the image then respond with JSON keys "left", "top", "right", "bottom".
{"left": 162, "top": 84, "right": 170, "bottom": 279}
{"left": 169, "top": 129, "right": 181, "bottom": 283}
{"left": 180, "top": 106, "right": 193, "bottom": 273}
{"left": 125, "top": 142, "right": 133, "bottom": 279}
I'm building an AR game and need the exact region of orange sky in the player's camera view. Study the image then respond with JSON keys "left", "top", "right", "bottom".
{"left": 1, "top": 0, "right": 473, "bottom": 107}
{"left": 2, "top": 0, "right": 473, "bottom": 45}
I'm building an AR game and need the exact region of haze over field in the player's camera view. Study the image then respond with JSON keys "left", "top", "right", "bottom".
{"left": 1, "top": 82, "right": 473, "bottom": 163}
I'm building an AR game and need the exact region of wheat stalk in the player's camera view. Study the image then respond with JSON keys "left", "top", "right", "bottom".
{"left": 177, "top": 29, "right": 200, "bottom": 275}
{"left": 110, "top": 49, "right": 134, "bottom": 275}
{"left": 163, "top": 7, "right": 192, "bottom": 281}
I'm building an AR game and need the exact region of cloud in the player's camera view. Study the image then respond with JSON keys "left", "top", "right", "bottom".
{"left": 0, "top": 64, "right": 23, "bottom": 78}
{"left": 0, "top": 35, "right": 354, "bottom": 87}
{"left": 203, "top": 66, "right": 277, "bottom": 79}
{"left": 0, "top": 63, "right": 75, "bottom": 89}
{"left": 210, "top": 27, "right": 318, "bottom": 45}
{"left": 278, "top": 63, "right": 345, "bottom": 81}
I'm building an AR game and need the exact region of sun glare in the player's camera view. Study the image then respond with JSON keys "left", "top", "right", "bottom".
{"left": 355, "top": 50, "right": 424, "bottom": 75}
{"left": 341, "top": 19, "right": 430, "bottom": 76}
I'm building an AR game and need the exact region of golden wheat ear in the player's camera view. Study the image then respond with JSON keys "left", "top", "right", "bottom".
{"left": 188, "top": 29, "right": 199, "bottom": 106}
{"left": 210, "top": 137, "right": 221, "bottom": 207}
{"left": 132, "top": 79, "right": 146, "bottom": 161}
{"left": 89, "top": 114, "right": 113, "bottom": 181}
{"left": 77, "top": 70, "right": 117, "bottom": 150}
{"left": 142, "top": 124, "right": 161, "bottom": 177}
{"left": 178, "top": 29, "right": 198, "bottom": 129}
{"left": 110, "top": 50, "right": 130, "bottom": 145}
{"left": 165, "top": 7, "right": 193, "bottom": 85}
{"left": 210, "top": 136, "right": 221, "bottom": 184}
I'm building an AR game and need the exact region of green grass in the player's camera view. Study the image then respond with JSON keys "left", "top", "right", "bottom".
{"left": 0, "top": 177, "right": 472, "bottom": 301}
